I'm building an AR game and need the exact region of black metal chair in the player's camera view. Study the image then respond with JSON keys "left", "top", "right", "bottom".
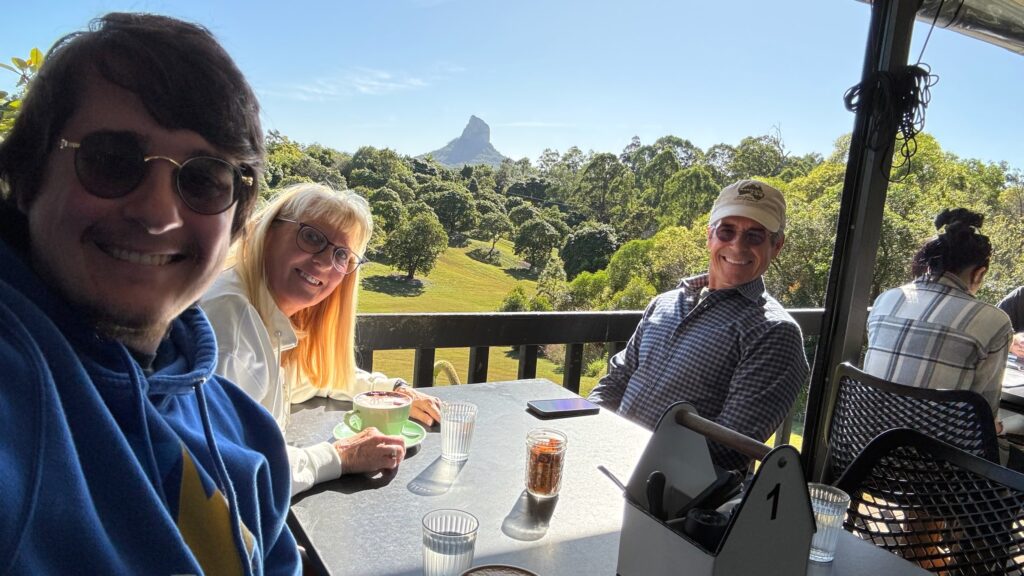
{"left": 835, "top": 428, "right": 1024, "bottom": 576}
{"left": 824, "top": 362, "right": 999, "bottom": 483}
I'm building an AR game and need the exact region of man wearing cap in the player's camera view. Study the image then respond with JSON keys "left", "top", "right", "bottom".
{"left": 588, "top": 179, "right": 808, "bottom": 471}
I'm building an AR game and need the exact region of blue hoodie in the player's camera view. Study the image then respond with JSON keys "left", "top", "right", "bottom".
{"left": 0, "top": 220, "right": 300, "bottom": 575}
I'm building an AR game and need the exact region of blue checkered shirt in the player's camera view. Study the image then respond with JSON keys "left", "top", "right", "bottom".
{"left": 864, "top": 273, "right": 1013, "bottom": 417}
{"left": 588, "top": 273, "right": 808, "bottom": 471}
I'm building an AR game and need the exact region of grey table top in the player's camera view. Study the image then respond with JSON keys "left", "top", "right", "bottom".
{"left": 287, "top": 379, "right": 928, "bottom": 576}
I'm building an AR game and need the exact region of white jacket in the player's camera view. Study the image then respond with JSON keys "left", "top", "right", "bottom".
{"left": 200, "top": 268, "right": 400, "bottom": 495}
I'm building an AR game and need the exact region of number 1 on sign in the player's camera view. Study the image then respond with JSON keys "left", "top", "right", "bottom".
{"left": 767, "top": 483, "right": 780, "bottom": 520}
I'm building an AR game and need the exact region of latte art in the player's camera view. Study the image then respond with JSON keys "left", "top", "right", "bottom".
{"left": 358, "top": 390, "right": 412, "bottom": 408}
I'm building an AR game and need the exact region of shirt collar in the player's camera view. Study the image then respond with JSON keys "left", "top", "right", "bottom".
{"left": 679, "top": 273, "right": 766, "bottom": 303}
{"left": 919, "top": 272, "right": 973, "bottom": 296}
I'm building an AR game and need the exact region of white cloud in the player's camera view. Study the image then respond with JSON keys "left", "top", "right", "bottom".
{"left": 263, "top": 64, "right": 463, "bottom": 101}
{"left": 347, "top": 68, "right": 428, "bottom": 95}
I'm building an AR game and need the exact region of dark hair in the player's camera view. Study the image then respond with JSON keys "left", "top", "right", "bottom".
{"left": 910, "top": 208, "right": 991, "bottom": 278}
{"left": 0, "top": 12, "right": 263, "bottom": 238}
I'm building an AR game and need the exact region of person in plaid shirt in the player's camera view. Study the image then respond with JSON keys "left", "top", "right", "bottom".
{"left": 864, "top": 208, "right": 1012, "bottom": 433}
{"left": 588, "top": 180, "right": 808, "bottom": 472}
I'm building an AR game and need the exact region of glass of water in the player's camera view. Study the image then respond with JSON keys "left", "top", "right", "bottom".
{"left": 422, "top": 509, "right": 478, "bottom": 576}
{"left": 807, "top": 483, "right": 851, "bottom": 563}
{"left": 441, "top": 401, "right": 478, "bottom": 462}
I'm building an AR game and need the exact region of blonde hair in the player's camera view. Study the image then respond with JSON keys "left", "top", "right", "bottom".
{"left": 228, "top": 183, "right": 373, "bottom": 392}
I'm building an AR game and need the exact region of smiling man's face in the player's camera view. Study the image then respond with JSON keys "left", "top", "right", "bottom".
{"left": 23, "top": 75, "right": 236, "bottom": 353}
{"left": 706, "top": 215, "right": 784, "bottom": 290}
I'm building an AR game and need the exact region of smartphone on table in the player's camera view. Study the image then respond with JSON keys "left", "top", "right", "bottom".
{"left": 526, "top": 397, "right": 600, "bottom": 419}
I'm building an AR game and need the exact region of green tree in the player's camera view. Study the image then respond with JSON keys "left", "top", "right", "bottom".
{"left": 571, "top": 153, "right": 634, "bottom": 222}
{"left": 508, "top": 203, "right": 539, "bottom": 228}
{"left": 610, "top": 276, "right": 656, "bottom": 310}
{"left": 369, "top": 186, "right": 402, "bottom": 205}
{"left": 567, "top": 269, "right": 610, "bottom": 310}
{"left": 528, "top": 294, "right": 553, "bottom": 311}
{"left": 607, "top": 238, "right": 655, "bottom": 293}
{"left": 507, "top": 176, "right": 551, "bottom": 203}
{"left": 345, "top": 146, "right": 416, "bottom": 200}
{"left": 703, "top": 143, "right": 736, "bottom": 187}
{"left": 660, "top": 165, "right": 720, "bottom": 228}
{"left": 263, "top": 131, "right": 346, "bottom": 192}
{"left": 539, "top": 205, "right": 571, "bottom": 242}
{"left": 384, "top": 212, "right": 448, "bottom": 280}
{"left": 560, "top": 223, "right": 619, "bottom": 279}
{"left": 514, "top": 219, "right": 560, "bottom": 272}
{"left": 476, "top": 211, "right": 513, "bottom": 257}
{"left": 495, "top": 157, "right": 536, "bottom": 193}
{"left": 728, "top": 134, "right": 786, "bottom": 180}
{"left": 654, "top": 135, "right": 704, "bottom": 169}
{"left": 499, "top": 285, "right": 530, "bottom": 312}
{"left": 371, "top": 200, "right": 406, "bottom": 235}
{"left": 649, "top": 225, "right": 706, "bottom": 292}
{"left": 619, "top": 137, "right": 657, "bottom": 182}
{"left": 475, "top": 199, "right": 504, "bottom": 217}
{"left": 0, "top": 48, "right": 43, "bottom": 139}
{"left": 536, "top": 256, "right": 570, "bottom": 310}
{"left": 422, "top": 182, "right": 477, "bottom": 244}
{"left": 640, "top": 148, "right": 681, "bottom": 200}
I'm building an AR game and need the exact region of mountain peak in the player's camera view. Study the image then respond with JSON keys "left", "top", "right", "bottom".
{"left": 421, "top": 116, "right": 509, "bottom": 168}
{"left": 460, "top": 115, "right": 491, "bottom": 144}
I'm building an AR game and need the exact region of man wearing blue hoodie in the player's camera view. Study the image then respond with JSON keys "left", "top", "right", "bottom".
{"left": 0, "top": 13, "right": 299, "bottom": 575}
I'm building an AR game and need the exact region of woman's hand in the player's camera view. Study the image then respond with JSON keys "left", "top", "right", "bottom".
{"left": 334, "top": 427, "right": 406, "bottom": 475}
{"left": 395, "top": 384, "right": 442, "bottom": 427}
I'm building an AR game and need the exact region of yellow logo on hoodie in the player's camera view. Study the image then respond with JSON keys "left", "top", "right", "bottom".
{"left": 176, "top": 447, "right": 255, "bottom": 574}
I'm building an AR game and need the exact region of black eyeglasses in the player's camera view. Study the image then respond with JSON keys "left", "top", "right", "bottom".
{"left": 711, "top": 222, "right": 775, "bottom": 247}
{"left": 276, "top": 218, "right": 367, "bottom": 274}
{"left": 58, "top": 130, "right": 252, "bottom": 215}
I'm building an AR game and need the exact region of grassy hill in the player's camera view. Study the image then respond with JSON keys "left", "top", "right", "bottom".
{"left": 356, "top": 238, "right": 604, "bottom": 395}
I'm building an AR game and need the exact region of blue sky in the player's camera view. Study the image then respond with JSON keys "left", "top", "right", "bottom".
{"left": 4, "top": 1, "right": 1024, "bottom": 169}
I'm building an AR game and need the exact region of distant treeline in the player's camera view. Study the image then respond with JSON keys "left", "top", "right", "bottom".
{"left": 261, "top": 129, "right": 1024, "bottom": 313}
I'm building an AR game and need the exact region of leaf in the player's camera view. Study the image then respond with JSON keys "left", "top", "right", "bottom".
{"left": 11, "top": 57, "right": 28, "bottom": 70}
{"left": 28, "top": 48, "right": 43, "bottom": 70}
{"left": 0, "top": 63, "right": 16, "bottom": 74}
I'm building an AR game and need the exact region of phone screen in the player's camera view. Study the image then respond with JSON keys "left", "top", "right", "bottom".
{"left": 527, "top": 398, "right": 600, "bottom": 418}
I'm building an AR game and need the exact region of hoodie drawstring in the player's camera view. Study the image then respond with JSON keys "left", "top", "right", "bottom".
{"left": 274, "top": 330, "right": 290, "bottom": 430}
{"left": 194, "top": 379, "right": 257, "bottom": 576}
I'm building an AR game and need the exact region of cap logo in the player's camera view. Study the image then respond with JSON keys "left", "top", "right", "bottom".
{"left": 737, "top": 182, "right": 764, "bottom": 201}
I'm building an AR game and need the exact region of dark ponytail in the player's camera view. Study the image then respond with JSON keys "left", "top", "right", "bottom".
{"left": 911, "top": 208, "right": 991, "bottom": 278}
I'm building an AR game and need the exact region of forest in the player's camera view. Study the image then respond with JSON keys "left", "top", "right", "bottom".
{"left": 257, "top": 128, "right": 1024, "bottom": 316}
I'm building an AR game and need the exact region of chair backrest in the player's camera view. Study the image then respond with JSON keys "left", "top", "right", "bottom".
{"left": 835, "top": 428, "right": 1024, "bottom": 576}
{"left": 824, "top": 362, "right": 999, "bottom": 483}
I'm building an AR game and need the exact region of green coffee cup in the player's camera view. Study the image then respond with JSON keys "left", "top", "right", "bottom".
{"left": 345, "top": 391, "right": 412, "bottom": 436}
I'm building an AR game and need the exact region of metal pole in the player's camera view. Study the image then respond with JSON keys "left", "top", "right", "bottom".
{"left": 800, "top": 0, "right": 920, "bottom": 480}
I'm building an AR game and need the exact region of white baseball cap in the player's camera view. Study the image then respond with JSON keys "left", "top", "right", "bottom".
{"left": 708, "top": 179, "right": 786, "bottom": 233}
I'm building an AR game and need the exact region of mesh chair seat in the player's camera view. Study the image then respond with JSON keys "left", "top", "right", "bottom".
{"left": 835, "top": 428, "right": 1024, "bottom": 575}
{"left": 825, "top": 362, "right": 999, "bottom": 483}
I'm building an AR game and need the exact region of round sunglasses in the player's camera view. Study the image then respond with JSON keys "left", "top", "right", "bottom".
{"left": 58, "top": 130, "right": 252, "bottom": 215}
{"left": 276, "top": 218, "right": 367, "bottom": 274}
{"left": 711, "top": 222, "right": 776, "bottom": 247}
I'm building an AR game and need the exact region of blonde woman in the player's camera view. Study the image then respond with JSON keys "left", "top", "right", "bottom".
{"left": 201, "top": 183, "right": 441, "bottom": 495}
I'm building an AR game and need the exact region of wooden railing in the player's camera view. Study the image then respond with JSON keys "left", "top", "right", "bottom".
{"left": 357, "top": 309, "right": 824, "bottom": 390}
{"left": 357, "top": 309, "right": 825, "bottom": 448}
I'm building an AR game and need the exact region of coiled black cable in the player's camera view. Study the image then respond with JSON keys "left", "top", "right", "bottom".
{"left": 843, "top": 64, "right": 938, "bottom": 182}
